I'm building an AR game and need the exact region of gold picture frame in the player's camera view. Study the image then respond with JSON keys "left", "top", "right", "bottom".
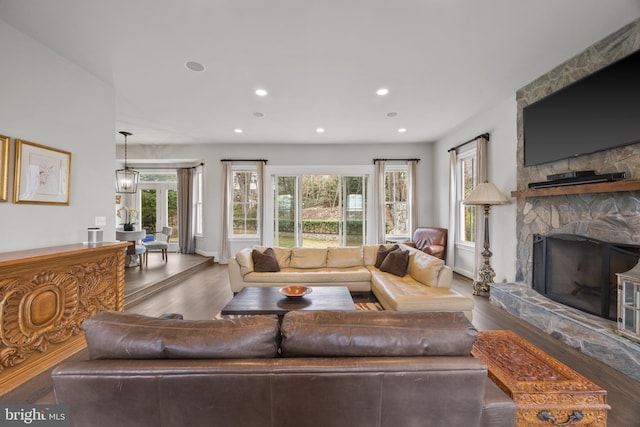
{"left": 13, "top": 139, "right": 71, "bottom": 205}
{"left": 0, "top": 135, "right": 8, "bottom": 202}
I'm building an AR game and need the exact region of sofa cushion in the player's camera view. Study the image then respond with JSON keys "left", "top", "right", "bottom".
{"left": 407, "top": 248, "right": 445, "bottom": 287}
{"left": 243, "top": 266, "right": 371, "bottom": 283}
{"left": 379, "top": 248, "right": 409, "bottom": 276}
{"left": 326, "top": 246, "right": 363, "bottom": 268}
{"left": 374, "top": 244, "right": 399, "bottom": 268}
{"left": 280, "top": 310, "right": 478, "bottom": 357}
{"left": 289, "top": 248, "right": 328, "bottom": 269}
{"left": 252, "top": 248, "right": 280, "bottom": 272}
{"left": 83, "top": 311, "right": 280, "bottom": 360}
{"left": 371, "top": 270, "right": 474, "bottom": 316}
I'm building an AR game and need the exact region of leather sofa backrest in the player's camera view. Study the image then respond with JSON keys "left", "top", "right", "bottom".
{"left": 280, "top": 310, "right": 477, "bottom": 357}
{"left": 83, "top": 311, "right": 280, "bottom": 359}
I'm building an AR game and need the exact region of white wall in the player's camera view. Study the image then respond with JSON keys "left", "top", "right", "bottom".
{"left": 433, "top": 96, "right": 518, "bottom": 283}
{"left": 0, "top": 20, "right": 116, "bottom": 253}
{"left": 123, "top": 142, "right": 434, "bottom": 258}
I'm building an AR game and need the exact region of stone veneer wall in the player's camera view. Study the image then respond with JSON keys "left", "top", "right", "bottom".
{"left": 515, "top": 18, "right": 640, "bottom": 284}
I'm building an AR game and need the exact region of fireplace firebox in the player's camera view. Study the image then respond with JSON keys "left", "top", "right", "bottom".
{"left": 532, "top": 234, "right": 640, "bottom": 320}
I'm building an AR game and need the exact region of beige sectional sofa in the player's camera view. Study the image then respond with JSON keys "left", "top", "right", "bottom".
{"left": 228, "top": 244, "right": 474, "bottom": 320}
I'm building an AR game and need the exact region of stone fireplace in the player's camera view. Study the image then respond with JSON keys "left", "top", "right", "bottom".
{"left": 491, "top": 18, "right": 640, "bottom": 381}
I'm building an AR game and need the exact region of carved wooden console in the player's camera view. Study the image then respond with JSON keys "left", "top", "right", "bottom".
{"left": 0, "top": 242, "right": 128, "bottom": 395}
{"left": 472, "top": 330, "right": 610, "bottom": 426}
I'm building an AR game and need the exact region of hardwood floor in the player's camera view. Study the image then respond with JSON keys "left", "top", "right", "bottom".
{"left": 2, "top": 255, "right": 639, "bottom": 426}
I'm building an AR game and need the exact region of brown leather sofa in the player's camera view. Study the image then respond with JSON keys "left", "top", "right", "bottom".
{"left": 405, "top": 226, "right": 448, "bottom": 260}
{"left": 52, "top": 310, "right": 516, "bottom": 427}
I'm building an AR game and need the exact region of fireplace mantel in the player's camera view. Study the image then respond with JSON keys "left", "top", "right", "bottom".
{"left": 511, "top": 179, "right": 640, "bottom": 198}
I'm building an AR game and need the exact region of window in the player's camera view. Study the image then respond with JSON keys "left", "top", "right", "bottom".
{"left": 457, "top": 150, "right": 476, "bottom": 244}
{"left": 273, "top": 174, "right": 367, "bottom": 248}
{"left": 384, "top": 166, "right": 409, "bottom": 239}
{"left": 231, "top": 167, "right": 259, "bottom": 236}
{"left": 194, "top": 165, "right": 203, "bottom": 236}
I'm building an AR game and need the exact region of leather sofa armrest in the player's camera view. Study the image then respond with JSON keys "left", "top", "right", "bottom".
{"left": 480, "top": 378, "right": 517, "bottom": 427}
{"left": 422, "top": 245, "right": 445, "bottom": 258}
{"left": 403, "top": 242, "right": 417, "bottom": 248}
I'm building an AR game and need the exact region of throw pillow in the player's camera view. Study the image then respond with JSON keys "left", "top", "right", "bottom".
{"left": 374, "top": 244, "right": 399, "bottom": 268}
{"left": 252, "top": 247, "right": 280, "bottom": 272}
{"left": 83, "top": 311, "right": 280, "bottom": 359}
{"left": 379, "top": 248, "right": 409, "bottom": 277}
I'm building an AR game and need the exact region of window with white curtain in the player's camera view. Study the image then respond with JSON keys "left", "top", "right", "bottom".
{"left": 231, "top": 166, "right": 259, "bottom": 237}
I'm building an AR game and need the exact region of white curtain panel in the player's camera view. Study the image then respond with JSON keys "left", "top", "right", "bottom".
{"left": 257, "top": 160, "right": 265, "bottom": 245}
{"left": 474, "top": 136, "right": 488, "bottom": 281}
{"left": 374, "top": 160, "right": 386, "bottom": 244}
{"left": 408, "top": 159, "right": 418, "bottom": 236}
{"left": 220, "top": 161, "right": 232, "bottom": 264}
{"left": 447, "top": 150, "right": 457, "bottom": 266}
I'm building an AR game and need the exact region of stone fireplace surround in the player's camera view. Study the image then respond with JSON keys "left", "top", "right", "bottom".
{"left": 490, "top": 18, "right": 640, "bottom": 382}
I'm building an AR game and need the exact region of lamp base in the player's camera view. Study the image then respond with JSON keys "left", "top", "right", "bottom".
{"left": 472, "top": 263, "right": 496, "bottom": 296}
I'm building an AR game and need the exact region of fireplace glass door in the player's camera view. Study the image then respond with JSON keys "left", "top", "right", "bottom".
{"left": 617, "top": 277, "right": 640, "bottom": 343}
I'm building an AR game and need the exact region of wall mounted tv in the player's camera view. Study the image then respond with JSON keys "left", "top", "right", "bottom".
{"left": 523, "top": 49, "right": 640, "bottom": 167}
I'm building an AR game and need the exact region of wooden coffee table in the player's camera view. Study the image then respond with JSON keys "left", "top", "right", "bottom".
{"left": 221, "top": 286, "right": 356, "bottom": 318}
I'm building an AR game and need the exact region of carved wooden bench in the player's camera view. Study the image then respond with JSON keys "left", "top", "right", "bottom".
{"left": 471, "top": 330, "right": 610, "bottom": 426}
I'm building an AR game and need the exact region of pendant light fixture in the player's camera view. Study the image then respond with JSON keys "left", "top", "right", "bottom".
{"left": 115, "top": 131, "right": 139, "bottom": 193}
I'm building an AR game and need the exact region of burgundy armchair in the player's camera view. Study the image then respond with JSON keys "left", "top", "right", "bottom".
{"left": 406, "top": 227, "right": 448, "bottom": 261}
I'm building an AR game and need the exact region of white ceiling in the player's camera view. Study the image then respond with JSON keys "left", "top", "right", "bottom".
{"left": 1, "top": 0, "right": 639, "bottom": 145}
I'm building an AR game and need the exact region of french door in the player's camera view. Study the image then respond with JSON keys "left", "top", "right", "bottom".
{"left": 272, "top": 174, "right": 367, "bottom": 248}
{"left": 139, "top": 182, "right": 178, "bottom": 249}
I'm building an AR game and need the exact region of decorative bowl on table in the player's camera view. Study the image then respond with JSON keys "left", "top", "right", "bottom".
{"left": 279, "top": 285, "right": 312, "bottom": 298}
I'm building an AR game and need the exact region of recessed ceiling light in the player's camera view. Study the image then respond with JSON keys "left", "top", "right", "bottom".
{"left": 316, "top": 128, "right": 325, "bottom": 133}
{"left": 253, "top": 112, "right": 265, "bottom": 118}
{"left": 398, "top": 128, "right": 407, "bottom": 133}
{"left": 255, "top": 89, "right": 268, "bottom": 97}
{"left": 234, "top": 129, "right": 243, "bottom": 133}
{"left": 387, "top": 112, "right": 399, "bottom": 117}
{"left": 376, "top": 88, "right": 389, "bottom": 96}
{"left": 185, "top": 61, "right": 206, "bottom": 72}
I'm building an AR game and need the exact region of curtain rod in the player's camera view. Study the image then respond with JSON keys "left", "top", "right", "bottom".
{"left": 447, "top": 133, "right": 490, "bottom": 153}
{"left": 373, "top": 158, "right": 420, "bottom": 163}
{"left": 128, "top": 162, "right": 204, "bottom": 170}
{"left": 220, "top": 159, "right": 268, "bottom": 163}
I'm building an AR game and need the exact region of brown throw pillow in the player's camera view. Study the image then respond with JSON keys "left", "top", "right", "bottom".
{"left": 252, "top": 247, "right": 280, "bottom": 272}
{"left": 379, "top": 248, "right": 409, "bottom": 277}
{"left": 374, "top": 244, "right": 399, "bottom": 268}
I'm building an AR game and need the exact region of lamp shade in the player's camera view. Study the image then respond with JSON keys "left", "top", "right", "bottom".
{"left": 464, "top": 182, "right": 509, "bottom": 206}
{"left": 115, "top": 131, "right": 139, "bottom": 193}
{"left": 115, "top": 168, "right": 139, "bottom": 193}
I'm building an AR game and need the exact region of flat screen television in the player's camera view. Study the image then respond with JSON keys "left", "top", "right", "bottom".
{"left": 523, "top": 49, "right": 640, "bottom": 167}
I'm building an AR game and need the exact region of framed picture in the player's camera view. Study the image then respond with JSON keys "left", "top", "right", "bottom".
{"left": 13, "top": 139, "right": 71, "bottom": 205}
{"left": 0, "top": 135, "right": 8, "bottom": 202}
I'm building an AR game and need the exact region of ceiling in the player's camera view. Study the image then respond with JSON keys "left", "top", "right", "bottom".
{"left": 1, "top": 0, "right": 639, "bottom": 145}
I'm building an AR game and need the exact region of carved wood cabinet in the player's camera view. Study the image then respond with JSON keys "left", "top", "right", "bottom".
{"left": 0, "top": 242, "right": 128, "bottom": 395}
{"left": 472, "top": 330, "right": 610, "bottom": 427}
